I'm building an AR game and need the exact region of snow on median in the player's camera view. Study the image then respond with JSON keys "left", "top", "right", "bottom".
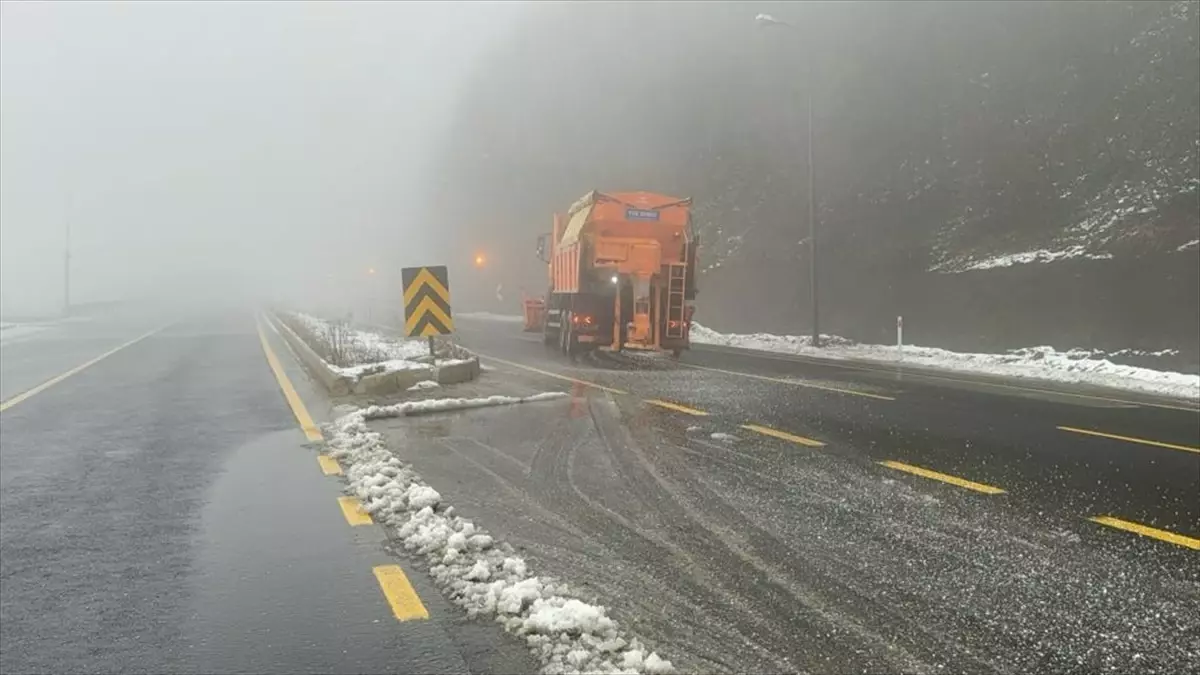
{"left": 285, "top": 311, "right": 474, "bottom": 382}
{"left": 324, "top": 393, "right": 675, "bottom": 675}
{"left": 690, "top": 323, "right": 1200, "bottom": 401}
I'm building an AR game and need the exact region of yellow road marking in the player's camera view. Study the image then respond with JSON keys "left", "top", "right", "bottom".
{"left": 677, "top": 361, "right": 896, "bottom": 401}
{"left": 645, "top": 399, "right": 709, "bottom": 416}
{"left": 337, "top": 496, "right": 373, "bottom": 526}
{"left": 373, "top": 565, "right": 430, "bottom": 621}
{"left": 256, "top": 318, "right": 323, "bottom": 441}
{"left": 696, "top": 346, "right": 1198, "bottom": 412}
{"left": 741, "top": 423, "right": 825, "bottom": 447}
{"left": 1057, "top": 426, "right": 1200, "bottom": 455}
{"left": 472, "top": 351, "right": 628, "bottom": 395}
{"left": 317, "top": 455, "right": 343, "bottom": 475}
{"left": 0, "top": 326, "right": 167, "bottom": 413}
{"left": 1088, "top": 516, "right": 1200, "bottom": 550}
{"left": 878, "top": 460, "right": 1006, "bottom": 495}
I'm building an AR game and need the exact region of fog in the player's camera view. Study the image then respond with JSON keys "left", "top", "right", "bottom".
{"left": 0, "top": 0, "right": 522, "bottom": 319}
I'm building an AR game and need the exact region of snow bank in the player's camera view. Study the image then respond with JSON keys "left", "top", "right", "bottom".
{"left": 458, "top": 312, "right": 525, "bottom": 323}
{"left": 324, "top": 394, "right": 675, "bottom": 675}
{"left": 0, "top": 323, "right": 50, "bottom": 343}
{"left": 407, "top": 380, "right": 441, "bottom": 392}
{"left": 691, "top": 324, "right": 1200, "bottom": 401}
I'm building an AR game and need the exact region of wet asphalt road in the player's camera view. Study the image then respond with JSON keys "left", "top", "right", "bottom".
{"left": 0, "top": 309, "right": 531, "bottom": 675}
{"left": 366, "top": 315, "right": 1200, "bottom": 674}
{"left": 453, "top": 316, "right": 1200, "bottom": 539}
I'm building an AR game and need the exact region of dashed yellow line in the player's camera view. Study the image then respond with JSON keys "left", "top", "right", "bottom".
{"left": 317, "top": 455, "right": 343, "bottom": 475}
{"left": 337, "top": 496, "right": 374, "bottom": 526}
{"left": 473, "top": 351, "right": 628, "bottom": 395}
{"left": 256, "top": 317, "right": 323, "bottom": 442}
{"left": 373, "top": 565, "right": 430, "bottom": 621}
{"left": 677, "top": 361, "right": 896, "bottom": 401}
{"left": 741, "top": 423, "right": 825, "bottom": 447}
{"left": 646, "top": 399, "right": 709, "bottom": 416}
{"left": 879, "top": 460, "right": 1006, "bottom": 495}
{"left": 1088, "top": 516, "right": 1200, "bottom": 550}
{"left": 0, "top": 325, "right": 167, "bottom": 413}
{"left": 1058, "top": 426, "right": 1200, "bottom": 455}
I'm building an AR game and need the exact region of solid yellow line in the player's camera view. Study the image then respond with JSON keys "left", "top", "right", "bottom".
{"left": 1058, "top": 426, "right": 1200, "bottom": 455}
{"left": 0, "top": 326, "right": 167, "bottom": 413}
{"left": 677, "top": 361, "right": 896, "bottom": 401}
{"left": 256, "top": 318, "right": 323, "bottom": 442}
{"left": 472, "top": 351, "right": 628, "bottom": 395}
{"left": 373, "top": 565, "right": 430, "bottom": 621}
{"left": 645, "top": 399, "right": 709, "bottom": 416}
{"left": 878, "top": 460, "right": 1006, "bottom": 495}
{"left": 1089, "top": 516, "right": 1200, "bottom": 550}
{"left": 741, "top": 423, "right": 825, "bottom": 447}
{"left": 317, "top": 455, "right": 343, "bottom": 475}
{"left": 337, "top": 496, "right": 374, "bottom": 526}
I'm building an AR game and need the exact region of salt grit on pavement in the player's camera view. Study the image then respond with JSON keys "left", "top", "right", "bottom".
{"left": 324, "top": 393, "right": 676, "bottom": 675}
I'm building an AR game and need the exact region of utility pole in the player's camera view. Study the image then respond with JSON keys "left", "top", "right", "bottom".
{"left": 63, "top": 219, "right": 71, "bottom": 317}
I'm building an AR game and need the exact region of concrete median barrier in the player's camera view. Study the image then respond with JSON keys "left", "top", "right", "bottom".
{"left": 269, "top": 313, "right": 355, "bottom": 396}
{"left": 270, "top": 312, "right": 481, "bottom": 396}
{"left": 436, "top": 357, "right": 481, "bottom": 385}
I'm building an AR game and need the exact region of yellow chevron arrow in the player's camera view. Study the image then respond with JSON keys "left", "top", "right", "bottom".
{"left": 405, "top": 295, "right": 454, "bottom": 335}
{"left": 403, "top": 268, "right": 450, "bottom": 306}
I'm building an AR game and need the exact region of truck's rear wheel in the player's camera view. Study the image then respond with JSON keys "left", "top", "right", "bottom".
{"left": 543, "top": 306, "right": 559, "bottom": 347}
{"left": 561, "top": 312, "right": 578, "bottom": 358}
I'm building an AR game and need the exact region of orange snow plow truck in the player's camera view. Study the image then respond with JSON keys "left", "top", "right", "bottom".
{"left": 524, "top": 190, "right": 698, "bottom": 356}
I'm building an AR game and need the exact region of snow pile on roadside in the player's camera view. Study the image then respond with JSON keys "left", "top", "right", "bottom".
{"left": 690, "top": 323, "right": 1200, "bottom": 401}
{"left": 407, "top": 380, "right": 441, "bottom": 391}
{"left": 324, "top": 395, "right": 675, "bottom": 675}
{"left": 0, "top": 323, "right": 50, "bottom": 343}
{"left": 458, "top": 312, "right": 526, "bottom": 323}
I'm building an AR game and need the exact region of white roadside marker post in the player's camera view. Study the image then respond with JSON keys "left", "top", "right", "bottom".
{"left": 897, "top": 315, "right": 903, "bottom": 360}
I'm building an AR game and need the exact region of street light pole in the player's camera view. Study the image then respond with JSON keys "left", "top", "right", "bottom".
{"left": 756, "top": 13, "right": 821, "bottom": 347}
{"left": 805, "top": 41, "right": 819, "bottom": 347}
{"left": 63, "top": 219, "right": 72, "bottom": 318}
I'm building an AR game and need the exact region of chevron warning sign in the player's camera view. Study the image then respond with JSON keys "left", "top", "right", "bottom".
{"left": 401, "top": 265, "right": 454, "bottom": 337}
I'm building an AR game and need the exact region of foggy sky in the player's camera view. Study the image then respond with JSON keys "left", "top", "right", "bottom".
{"left": 0, "top": 0, "right": 522, "bottom": 316}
